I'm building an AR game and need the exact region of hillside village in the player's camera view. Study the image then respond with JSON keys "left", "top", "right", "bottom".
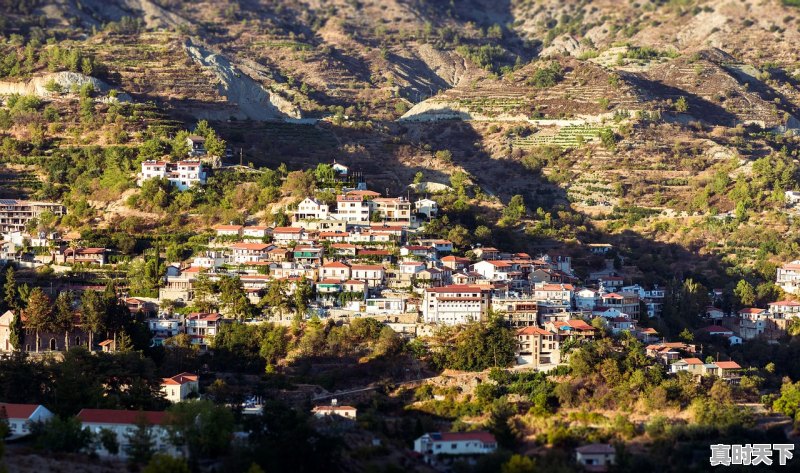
{"left": 8, "top": 0, "right": 800, "bottom": 471}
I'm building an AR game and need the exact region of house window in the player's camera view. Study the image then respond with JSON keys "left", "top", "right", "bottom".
{"left": 451, "top": 443, "right": 457, "bottom": 449}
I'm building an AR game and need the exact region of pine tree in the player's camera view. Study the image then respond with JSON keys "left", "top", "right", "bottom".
{"left": 81, "top": 290, "right": 106, "bottom": 350}
{"left": 3, "top": 267, "right": 18, "bottom": 312}
{"left": 54, "top": 292, "right": 75, "bottom": 351}
{"left": 9, "top": 310, "right": 24, "bottom": 351}
{"left": 25, "top": 288, "right": 52, "bottom": 353}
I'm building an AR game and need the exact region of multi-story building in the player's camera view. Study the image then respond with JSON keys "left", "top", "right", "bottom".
{"left": 515, "top": 326, "right": 561, "bottom": 368}
{"left": 533, "top": 283, "right": 575, "bottom": 305}
{"left": 369, "top": 197, "right": 414, "bottom": 225}
{"left": 294, "top": 198, "right": 331, "bottom": 221}
{"left": 320, "top": 261, "right": 351, "bottom": 280}
{"left": 778, "top": 260, "right": 800, "bottom": 294}
{"left": 351, "top": 265, "right": 385, "bottom": 288}
{"left": 599, "top": 291, "right": 640, "bottom": 318}
{"left": 229, "top": 242, "right": 272, "bottom": 264}
{"left": 414, "top": 198, "right": 438, "bottom": 219}
{"left": 422, "top": 285, "right": 491, "bottom": 325}
{"left": 185, "top": 313, "right": 222, "bottom": 351}
{"left": 147, "top": 317, "right": 183, "bottom": 346}
{"left": 138, "top": 160, "right": 207, "bottom": 191}
{"left": 491, "top": 298, "right": 538, "bottom": 326}
{"left": 0, "top": 199, "right": 65, "bottom": 233}
{"left": 335, "top": 194, "right": 371, "bottom": 223}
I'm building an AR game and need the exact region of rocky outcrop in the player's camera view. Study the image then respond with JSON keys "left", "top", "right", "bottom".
{"left": 184, "top": 39, "right": 302, "bottom": 121}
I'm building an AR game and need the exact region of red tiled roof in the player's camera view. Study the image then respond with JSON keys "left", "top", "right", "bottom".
{"left": 426, "top": 285, "right": 486, "bottom": 293}
{"left": 77, "top": 409, "right": 166, "bottom": 425}
{"left": 162, "top": 372, "right": 198, "bottom": 385}
{"left": 738, "top": 308, "right": 766, "bottom": 314}
{"left": 0, "top": 403, "right": 41, "bottom": 419}
{"left": 715, "top": 361, "right": 741, "bottom": 370}
{"left": 187, "top": 313, "right": 221, "bottom": 322}
{"left": 682, "top": 357, "right": 703, "bottom": 365}
{"left": 273, "top": 227, "right": 303, "bottom": 233}
{"left": 213, "top": 225, "right": 242, "bottom": 231}
{"left": 435, "top": 431, "right": 496, "bottom": 443}
{"left": 323, "top": 261, "right": 350, "bottom": 268}
{"left": 517, "top": 326, "right": 551, "bottom": 336}
{"left": 769, "top": 300, "right": 800, "bottom": 306}
{"left": 351, "top": 265, "right": 384, "bottom": 271}
{"left": 576, "top": 443, "right": 615, "bottom": 455}
{"left": 230, "top": 243, "right": 271, "bottom": 251}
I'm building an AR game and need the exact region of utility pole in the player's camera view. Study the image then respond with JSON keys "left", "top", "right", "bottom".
{"left": 240, "top": 148, "right": 243, "bottom": 167}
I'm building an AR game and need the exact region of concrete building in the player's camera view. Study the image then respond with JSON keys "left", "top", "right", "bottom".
{"left": 515, "top": 326, "right": 560, "bottom": 368}
{"left": 0, "top": 199, "right": 65, "bottom": 233}
{"left": 422, "top": 285, "right": 491, "bottom": 325}
{"left": 138, "top": 160, "right": 207, "bottom": 191}
{"left": 777, "top": 260, "right": 800, "bottom": 295}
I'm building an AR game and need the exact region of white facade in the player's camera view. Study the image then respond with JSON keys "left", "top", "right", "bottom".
{"left": 777, "top": 261, "right": 800, "bottom": 295}
{"left": 414, "top": 198, "right": 438, "bottom": 219}
{"left": 422, "top": 285, "right": 490, "bottom": 325}
{"left": 335, "top": 195, "right": 371, "bottom": 223}
{"left": 161, "top": 373, "right": 199, "bottom": 403}
{"left": 413, "top": 432, "right": 497, "bottom": 456}
{"left": 77, "top": 410, "right": 178, "bottom": 459}
{"left": 0, "top": 404, "right": 54, "bottom": 438}
{"left": 364, "top": 298, "right": 406, "bottom": 314}
{"left": 294, "top": 198, "right": 331, "bottom": 221}
{"left": 139, "top": 160, "right": 207, "bottom": 191}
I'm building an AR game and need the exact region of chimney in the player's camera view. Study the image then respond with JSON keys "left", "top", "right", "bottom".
{"left": 331, "top": 398, "right": 338, "bottom": 406}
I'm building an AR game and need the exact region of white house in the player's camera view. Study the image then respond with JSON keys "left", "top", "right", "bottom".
{"left": 413, "top": 431, "right": 497, "bottom": 456}
{"left": 294, "top": 198, "right": 331, "bottom": 221}
{"left": 575, "top": 443, "right": 616, "bottom": 471}
{"left": 335, "top": 194, "right": 371, "bottom": 223}
{"left": 533, "top": 283, "right": 575, "bottom": 304}
{"left": 77, "top": 409, "right": 178, "bottom": 459}
{"left": 574, "top": 288, "right": 599, "bottom": 310}
{"left": 320, "top": 261, "right": 351, "bottom": 280}
{"left": 185, "top": 313, "right": 222, "bottom": 351}
{"left": 213, "top": 225, "right": 243, "bottom": 238}
{"left": 312, "top": 402, "right": 357, "bottom": 420}
{"left": 414, "top": 198, "right": 438, "bottom": 219}
{"left": 139, "top": 160, "right": 207, "bottom": 191}
{"left": 242, "top": 226, "right": 271, "bottom": 240}
{"left": 0, "top": 403, "right": 54, "bottom": 438}
{"left": 351, "top": 265, "right": 385, "bottom": 288}
{"left": 160, "top": 372, "right": 199, "bottom": 403}
{"left": 777, "top": 260, "right": 800, "bottom": 295}
{"left": 705, "top": 306, "right": 725, "bottom": 319}
{"left": 272, "top": 227, "right": 306, "bottom": 244}
{"left": 229, "top": 242, "right": 272, "bottom": 264}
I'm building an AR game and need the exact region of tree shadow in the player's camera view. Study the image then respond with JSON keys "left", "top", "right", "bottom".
{"left": 624, "top": 75, "right": 739, "bottom": 127}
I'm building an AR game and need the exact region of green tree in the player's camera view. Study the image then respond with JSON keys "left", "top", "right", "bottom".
{"left": 501, "top": 454, "right": 536, "bottom": 473}
{"left": 81, "top": 289, "right": 106, "bottom": 349}
{"left": 734, "top": 280, "right": 756, "bottom": 307}
{"left": 54, "top": 291, "right": 75, "bottom": 350}
{"left": 125, "top": 415, "right": 155, "bottom": 464}
{"left": 25, "top": 288, "right": 52, "bottom": 352}
{"left": 3, "top": 267, "right": 19, "bottom": 312}
{"left": 773, "top": 379, "right": 800, "bottom": 421}
{"left": 9, "top": 310, "right": 24, "bottom": 351}
{"left": 32, "top": 416, "right": 92, "bottom": 453}
{"left": 98, "top": 427, "right": 119, "bottom": 455}
{"left": 166, "top": 400, "right": 234, "bottom": 461}
{"left": 502, "top": 194, "right": 526, "bottom": 224}
{"left": 142, "top": 454, "right": 190, "bottom": 473}
{"left": 675, "top": 96, "right": 689, "bottom": 112}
